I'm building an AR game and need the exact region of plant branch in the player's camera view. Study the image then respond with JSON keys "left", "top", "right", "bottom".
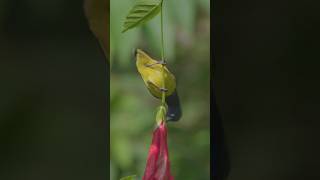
{"left": 160, "top": 1, "right": 166, "bottom": 109}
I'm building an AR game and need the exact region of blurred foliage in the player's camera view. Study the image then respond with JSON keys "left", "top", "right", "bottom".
{"left": 119, "top": 175, "right": 136, "bottom": 180}
{"left": 110, "top": 0, "right": 210, "bottom": 180}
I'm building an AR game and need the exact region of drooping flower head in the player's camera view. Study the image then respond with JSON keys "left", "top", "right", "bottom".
{"left": 142, "top": 120, "right": 173, "bottom": 180}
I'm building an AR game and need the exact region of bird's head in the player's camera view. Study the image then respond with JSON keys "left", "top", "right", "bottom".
{"left": 134, "top": 49, "right": 152, "bottom": 64}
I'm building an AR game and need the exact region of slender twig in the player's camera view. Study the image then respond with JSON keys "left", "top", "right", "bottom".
{"left": 160, "top": 1, "right": 166, "bottom": 109}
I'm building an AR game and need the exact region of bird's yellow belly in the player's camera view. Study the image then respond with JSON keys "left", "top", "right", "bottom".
{"left": 145, "top": 71, "right": 176, "bottom": 99}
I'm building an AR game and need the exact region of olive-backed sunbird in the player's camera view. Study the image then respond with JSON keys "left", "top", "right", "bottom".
{"left": 135, "top": 49, "right": 182, "bottom": 122}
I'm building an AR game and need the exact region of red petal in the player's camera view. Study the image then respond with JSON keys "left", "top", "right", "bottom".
{"left": 143, "top": 122, "right": 174, "bottom": 180}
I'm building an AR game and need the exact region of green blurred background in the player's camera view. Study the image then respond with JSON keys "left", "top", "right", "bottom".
{"left": 110, "top": 0, "right": 210, "bottom": 179}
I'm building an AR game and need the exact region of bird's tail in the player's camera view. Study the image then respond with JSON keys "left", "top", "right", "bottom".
{"left": 166, "top": 90, "right": 182, "bottom": 122}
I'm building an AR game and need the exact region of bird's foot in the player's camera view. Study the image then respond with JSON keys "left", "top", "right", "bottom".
{"left": 160, "top": 87, "right": 168, "bottom": 92}
{"left": 145, "top": 59, "right": 167, "bottom": 67}
{"left": 159, "top": 59, "right": 167, "bottom": 65}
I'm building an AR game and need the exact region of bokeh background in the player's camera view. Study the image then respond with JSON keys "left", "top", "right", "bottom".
{"left": 110, "top": 0, "right": 210, "bottom": 179}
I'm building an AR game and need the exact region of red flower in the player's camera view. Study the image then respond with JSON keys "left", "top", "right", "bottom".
{"left": 143, "top": 121, "right": 174, "bottom": 180}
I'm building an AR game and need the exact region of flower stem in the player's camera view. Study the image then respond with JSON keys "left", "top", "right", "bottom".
{"left": 160, "top": 1, "right": 166, "bottom": 109}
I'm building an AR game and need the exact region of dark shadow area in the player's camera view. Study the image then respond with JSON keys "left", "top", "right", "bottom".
{"left": 213, "top": 83, "right": 230, "bottom": 180}
{"left": 0, "top": 0, "right": 108, "bottom": 179}
{"left": 213, "top": 0, "right": 320, "bottom": 179}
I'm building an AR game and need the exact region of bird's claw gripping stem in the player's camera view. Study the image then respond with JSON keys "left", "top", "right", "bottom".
{"left": 160, "top": 87, "right": 168, "bottom": 92}
{"left": 159, "top": 59, "right": 167, "bottom": 65}
{"left": 145, "top": 59, "right": 167, "bottom": 67}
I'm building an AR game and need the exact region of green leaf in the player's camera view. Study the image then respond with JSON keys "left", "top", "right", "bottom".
{"left": 122, "top": 0, "right": 162, "bottom": 33}
{"left": 120, "top": 175, "right": 137, "bottom": 180}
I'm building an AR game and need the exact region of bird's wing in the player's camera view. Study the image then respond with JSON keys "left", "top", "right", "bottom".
{"left": 146, "top": 80, "right": 161, "bottom": 98}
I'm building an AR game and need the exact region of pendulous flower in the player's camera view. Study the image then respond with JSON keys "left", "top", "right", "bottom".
{"left": 142, "top": 121, "right": 174, "bottom": 180}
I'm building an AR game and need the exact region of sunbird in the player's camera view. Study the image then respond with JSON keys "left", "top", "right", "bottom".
{"left": 135, "top": 49, "right": 182, "bottom": 122}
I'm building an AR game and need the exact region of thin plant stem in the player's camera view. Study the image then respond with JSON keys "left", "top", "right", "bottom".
{"left": 160, "top": 1, "right": 165, "bottom": 61}
{"left": 160, "top": 1, "right": 166, "bottom": 109}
